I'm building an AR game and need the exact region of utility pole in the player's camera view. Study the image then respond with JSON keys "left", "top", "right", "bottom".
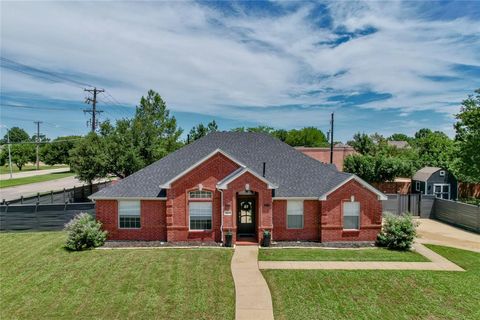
{"left": 34, "top": 121, "right": 42, "bottom": 170}
{"left": 329, "top": 112, "right": 334, "bottom": 164}
{"left": 84, "top": 87, "right": 104, "bottom": 132}
{"left": 6, "top": 128, "right": 13, "bottom": 179}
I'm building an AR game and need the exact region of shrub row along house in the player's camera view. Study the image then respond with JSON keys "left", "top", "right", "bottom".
{"left": 90, "top": 132, "right": 387, "bottom": 244}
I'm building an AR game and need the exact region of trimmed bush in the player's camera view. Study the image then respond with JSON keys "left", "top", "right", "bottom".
{"left": 64, "top": 213, "right": 107, "bottom": 251}
{"left": 376, "top": 213, "right": 418, "bottom": 250}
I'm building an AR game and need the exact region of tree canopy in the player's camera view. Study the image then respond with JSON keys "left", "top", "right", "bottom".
{"left": 188, "top": 120, "right": 218, "bottom": 142}
{"left": 2, "top": 127, "right": 29, "bottom": 144}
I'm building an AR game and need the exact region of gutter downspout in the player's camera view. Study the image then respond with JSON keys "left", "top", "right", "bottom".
{"left": 219, "top": 189, "right": 224, "bottom": 245}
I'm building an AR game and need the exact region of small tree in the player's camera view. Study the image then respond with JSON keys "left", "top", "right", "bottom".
{"left": 64, "top": 213, "right": 107, "bottom": 251}
{"left": 69, "top": 133, "right": 108, "bottom": 186}
{"left": 41, "top": 136, "right": 80, "bottom": 166}
{"left": 10, "top": 143, "right": 35, "bottom": 170}
{"left": 2, "top": 126, "right": 29, "bottom": 144}
{"left": 376, "top": 213, "right": 418, "bottom": 250}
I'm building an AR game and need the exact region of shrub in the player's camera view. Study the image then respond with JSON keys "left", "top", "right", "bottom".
{"left": 64, "top": 213, "right": 107, "bottom": 251}
{"left": 376, "top": 213, "right": 418, "bottom": 250}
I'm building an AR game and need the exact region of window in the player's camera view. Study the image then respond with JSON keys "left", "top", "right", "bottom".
{"left": 434, "top": 184, "right": 450, "bottom": 200}
{"left": 343, "top": 201, "right": 360, "bottom": 230}
{"left": 439, "top": 170, "right": 445, "bottom": 177}
{"left": 287, "top": 200, "right": 304, "bottom": 229}
{"left": 189, "top": 190, "right": 212, "bottom": 199}
{"left": 189, "top": 202, "right": 212, "bottom": 230}
{"left": 119, "top": 200, "right": 140, "bottom": 229}
{"left": 415, "top": 181, "right": 420, "bottom": 191}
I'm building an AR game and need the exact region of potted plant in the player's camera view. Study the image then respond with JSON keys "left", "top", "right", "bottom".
{"left": 225, "top": 230, "right": 233, "bottom": 247}
{"left": 262, "top": 230, "right": 271, "bottom": 247}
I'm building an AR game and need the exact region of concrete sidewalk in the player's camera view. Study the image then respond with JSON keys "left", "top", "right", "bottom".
{"left": 0, "top": 167, "right": 70, "bottom": 180}
{"left": 258, "top": 243, "right": 464, "bottom": 272}
{"left": 231, "top": 246, "right": 274, "bottom": 320}
{"left": 416, "top": 218, "right": 480, "bottom": 253}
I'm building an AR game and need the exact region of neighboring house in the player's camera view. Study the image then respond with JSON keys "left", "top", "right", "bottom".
{"left": 90, "top": 132, "right": 386, "bottom": 244}
{"left": 412, "top": 167, "right": 458, "bottom": 200}
{"left": 296, "top": 144, "right": 356, "bottom": 171}
{"left": 387, "top": 140, "right": 410, "bottom": 149}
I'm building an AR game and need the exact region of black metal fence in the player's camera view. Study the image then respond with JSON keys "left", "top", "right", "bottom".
{"left": 3, "top": 181, "right": 112, "bottom": 205}
{"left": 0, "top": 203, "right": 95, "bottom": 231}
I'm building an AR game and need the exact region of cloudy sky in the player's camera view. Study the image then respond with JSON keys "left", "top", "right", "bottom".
{"left": 1, "top": 0, "right": 479, "bottom": 142}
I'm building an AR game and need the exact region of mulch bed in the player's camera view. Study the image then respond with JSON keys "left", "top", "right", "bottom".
{"left": 269, "top": 241, "right": 376, "bottom": 248}
{"left": 102, "top": 240, "right": 222, "bottom": 248}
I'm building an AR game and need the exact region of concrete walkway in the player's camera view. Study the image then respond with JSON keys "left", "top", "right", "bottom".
{"left": 416, "top": 218, "right": 480, "bottom": 253}
{"left": 258, "top": 243, "right": 464, "bottom": 272}
{"left": 0, "top": 167, "right": 70, "bottom": 180}
{"left": 231, "top": 246, "right": 274, "bottom": 320}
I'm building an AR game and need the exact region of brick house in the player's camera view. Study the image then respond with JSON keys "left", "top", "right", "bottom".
{"left": 90, "top": 132, "right": 386, "bottom": 244}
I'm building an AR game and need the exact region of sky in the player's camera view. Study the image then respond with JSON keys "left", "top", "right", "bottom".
{"left": 1, "top": 0, "right": 479, "bottom": 142}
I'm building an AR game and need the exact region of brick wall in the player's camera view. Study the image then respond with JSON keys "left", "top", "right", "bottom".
{"left": 96, "top": 200, "right": 167, "bottom": 241}
{"left": 320, "top": 180, "right": 382, "bottom": 242}
{"left": 272, "top": 200, "right": 320, "bottom": 241}
{"left": 296, "top": 146, "right": 356, "bottom": 171}
{"left": 167, "top": 153, "right": 240, "bottom": 242}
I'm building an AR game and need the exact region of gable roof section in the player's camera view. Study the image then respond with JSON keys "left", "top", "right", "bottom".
{"left": 318, "top": 175, "right": 388, "bottom": 201}
{"left": 90, "top": 132, "right": 360, "bottom": 199}
{"left": 412, "top": 167, "right": 443, "bottom": 182}
{"left": 217, "top": 167, "right": 278, "bottom": 190}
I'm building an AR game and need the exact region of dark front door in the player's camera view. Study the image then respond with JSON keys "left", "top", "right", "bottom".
{"left": 237, "top": 197, "right": 256, "bottom": 236}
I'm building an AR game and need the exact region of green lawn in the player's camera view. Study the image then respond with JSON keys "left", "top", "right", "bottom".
{"left": 0, "top": 232, "right": 235, "bottom": 319}
{"left": 0, "top": 165, "right": 68, "bottom": 174}
{"left": 259, "top": 247, "right": 428, "bottom": 262}
{"left": 263, "top": 245, "right": 480, "bottom": 320}
{"left": 0, "top": 172, "right": 75, "bottom": 188}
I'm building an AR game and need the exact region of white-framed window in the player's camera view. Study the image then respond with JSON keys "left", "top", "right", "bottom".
{"left": 189, "top": 201, "right": 212, "bottom": 230}
{"left": 189, "top": 190, "right": 212, "bottom": 199}
{"left": 433, "top": 184, "right": 450, "bottom": 200}
{"left": 118, "top": 200, "right": 141, "bottom": 229}
{"left": 287, "top": 200, "right": 304, "bottom": 229}
{"left": 343, "top": 201, "right": 360, "bottom": 230}
{"left": 415, "top": 181, "right": 420, "bottom": 191}
{"left": 439, "top": 170, "right": 445, "bottom": 177}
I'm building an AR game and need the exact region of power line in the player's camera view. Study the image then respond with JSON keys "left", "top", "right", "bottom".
{"left": 1, "top": 103, "right": 83, "bottom": 112}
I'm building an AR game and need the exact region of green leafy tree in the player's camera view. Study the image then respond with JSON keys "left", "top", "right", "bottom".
{"left": 132, "top": 90, "right": 183, "bottom": 165}
{"left": 453, "top": 89, "right": 480, "bottom": 183}
{"left": 347, "top": 133, "right": 376, "bottom": 155}
{"left": 70, "top": 133, "right": 108, "bottom": 185}
{"left": 343, "top": 154, "right": 376, "bottom": 182}
{"left": 10, "top": 143, "right": 36, "bottom": 170}
{"left": 344, "top": 154, "right": 415, "bottom": 182}
{"left": 387, "top": 133, "right": 411, "bottom": 142}
{"left": 285, "top": 127, "right": 328, "bottom": 147}
{"left": 41, "top": 136, "right": 80, "bottom": 166}
{"left": 189, "top": 120, "right": 218, "bottom": 142}
{"left": 273, "top": 129, "right": 288, "bottom": 142}
{"left": 411, "top": 129, "right": 454, "bottom": 169}
{"left": 1, "top": 127, "right": 29, "bottom": 144}
{"left": 99, "top": 120, "right": 144, "bottom": 179}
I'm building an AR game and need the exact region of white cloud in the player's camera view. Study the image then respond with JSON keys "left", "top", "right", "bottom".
{"left": 1, "top": 0, "right": 479, "bottom": 135}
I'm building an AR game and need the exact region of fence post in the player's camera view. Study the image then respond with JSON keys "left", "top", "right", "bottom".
{"left": 51, "top": 191, "right": 54, "bottom": 203}
{"left": 63, "top": 188, "right": 66, "bottom": 203}
{"left": 21, "top": 196, "right": 24, "bottom": 204}
{"left": 37, "top": 193, "right": 40, "bottom": 204}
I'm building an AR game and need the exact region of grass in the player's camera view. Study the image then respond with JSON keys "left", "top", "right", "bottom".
{"left": 259, "top": 247, "right": 429, "bottom": 262}
{"left": 263, "top": 245, "right": 480, "bottom": 320}
{"left": 0, "top": 165, "right": 68, "bottom": 175}
{"left": 0, "top": 232, "right": 235, "bottom": 319}
{"left": 0, "top": 172, "right": 75, "bottom": 188}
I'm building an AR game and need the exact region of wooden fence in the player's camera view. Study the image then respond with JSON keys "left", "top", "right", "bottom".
{"left": 0, "top": 203, "right": 95, "bottom": 231}
{"left": 433, "top": 199, "right": 480, "bottom": 233}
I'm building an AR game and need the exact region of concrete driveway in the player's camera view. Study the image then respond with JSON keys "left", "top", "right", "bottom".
{"left": 416, "top": 218, "right": 480, "bottom": 253}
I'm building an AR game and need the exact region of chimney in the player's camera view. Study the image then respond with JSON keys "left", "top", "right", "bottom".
{"left": 262, "top": 162, "right": 266, "bottom": 177}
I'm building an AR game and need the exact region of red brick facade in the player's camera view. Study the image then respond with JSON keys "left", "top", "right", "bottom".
{"left": 95, "top": 152, "right": 383, "bottom": 243}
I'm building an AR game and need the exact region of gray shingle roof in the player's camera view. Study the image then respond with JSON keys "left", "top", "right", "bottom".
{"left": 412, "top": 167, "right": 443, "bottom": 182}
{"left": 91, "top": 132, "right": 353, "bottom": 198}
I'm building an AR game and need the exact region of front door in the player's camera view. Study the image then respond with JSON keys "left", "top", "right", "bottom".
{"left": 237, "top": 197, "right": 256, "bottom": 236}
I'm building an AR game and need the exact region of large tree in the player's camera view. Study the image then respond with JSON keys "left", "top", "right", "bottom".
{"left": 69, "top": 133, "right": 108, "bottom": 185}
{"left": 9, "top": 143, "right": 36, "bottom": 170}
{"left": 2, "top": 127, "right": 29, "bottom": 144}
{"left": 411, "top": 129, "right": 454, "bottom": 170}
{"left": 41, "top": 136, "right": 80, "bottom": 166}
{"left": 189, "top": 120, "right": 218, "bottom": 142}
{"left": 347, "top": 133, "right": 376, "bottom": 155}
{"left": 344, "top": 154, "right": 415, "bottom": 182}
{"left": 285, "top": 127, "right": 329, "bottom": 147}
{"left": 132, "top": 90, "right": 183, "bottom": 165}
{"left": 453, "top": 89, "right": 480, "bottom": 183}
